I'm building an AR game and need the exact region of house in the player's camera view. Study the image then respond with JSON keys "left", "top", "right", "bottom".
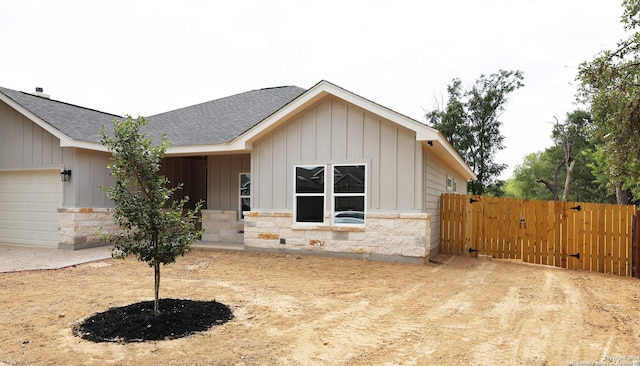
{"left": 0, "top": 81, "right": 475, "bottom": 262}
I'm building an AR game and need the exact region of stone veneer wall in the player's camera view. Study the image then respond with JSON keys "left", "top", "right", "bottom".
{"left": 243, "top": 211, "right": 431, "bottom": 263}
{"left": 201, "top": 209, "right": 244, "bottom": 243}
{"left": 57, "top": 208, "right": 118, "bottom": 250}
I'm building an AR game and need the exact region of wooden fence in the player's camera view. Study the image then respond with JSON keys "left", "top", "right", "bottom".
{"left": 440, "top": 194, "right": 637, "bottom": 277}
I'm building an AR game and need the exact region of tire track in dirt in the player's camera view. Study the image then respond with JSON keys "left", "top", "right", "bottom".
{"left": 470, "top": 267, "right": 585, "bottom": 364}
{"left": 279, "top": 282, "right": 431, "bottom": 365}
{"left": 342, "top": 257, "right": 501, "bottom": 365}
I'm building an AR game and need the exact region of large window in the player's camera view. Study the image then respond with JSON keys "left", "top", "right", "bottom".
{"left": 239, "top": 173, "right": 251, "bottom": 220}
{"left": 333, "top": 165, "right": 366, "bottom": 225}
{"left": 294, "top": 164, "right": 366, "bottom": 225}
{"left": 295, "top": 166, "right": 325, "bottom": 223}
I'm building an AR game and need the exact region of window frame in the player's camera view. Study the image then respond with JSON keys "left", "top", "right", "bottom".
{"left": 293, "top": 165, "right": 327, "bottom": 224}
{"left": 331, "top": 164, "right": 367, "bottom": 226}
{"left": 238, "top": 172, "right": 251, "bottom": 221}
{"left": 446, "top": 175, "right": 453, "bottom": 192}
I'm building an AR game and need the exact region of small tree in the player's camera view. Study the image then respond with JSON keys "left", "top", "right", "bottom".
{"left": 100, "top": 116, "right": 202, "bottom": 316}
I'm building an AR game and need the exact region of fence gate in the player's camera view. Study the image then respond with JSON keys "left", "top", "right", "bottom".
{"left": 440, "top": 194, "right": 637, "bottom": 277}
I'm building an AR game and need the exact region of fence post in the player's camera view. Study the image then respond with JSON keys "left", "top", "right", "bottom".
{"left": 631, "top": 210, "right": 640, "bottom": 278}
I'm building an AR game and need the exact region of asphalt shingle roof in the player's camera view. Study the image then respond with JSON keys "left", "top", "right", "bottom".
{"left": 0, "top": 85, "right": 306, "bottom": 146}
{"left": 0, "top": 86, "right": 122, "bottom": 144}
{"left": 145, "top": 86, "right": 306, "bottom": 145}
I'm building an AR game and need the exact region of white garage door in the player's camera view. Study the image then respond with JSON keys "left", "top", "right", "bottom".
{"left": 0, "top": 170, "right": 61, "bottom": 247}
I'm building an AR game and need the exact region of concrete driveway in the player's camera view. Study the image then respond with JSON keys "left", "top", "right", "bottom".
{"left": 0, "top": 244, "right": 112, "bottom": 272}
{"left": 0, "top": 241, "right": 242, "bottom": 272}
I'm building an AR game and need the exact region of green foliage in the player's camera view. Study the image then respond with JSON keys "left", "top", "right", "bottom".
{"left": 508, "top": 110, "right": 616, "bottom": 203}
{"left": 576, "top": 0, "right": 640, "bottom": 202}
{"left": 99, "top": 116, "right": 202, "bottom": 315}
{"left": 511, "top": 152, "right": 557, "bottom": 200}
{"left": 426, "top": 70, "right": 524, "bottom": 195}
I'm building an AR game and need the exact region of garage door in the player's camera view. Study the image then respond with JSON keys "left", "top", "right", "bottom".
{"left": 0, "top": 170, "right": 61, "bottom": 247}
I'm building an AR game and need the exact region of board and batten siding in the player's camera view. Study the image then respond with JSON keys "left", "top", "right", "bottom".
{"left": 60, "top": 148, "right": 114, "bottom": 207}
{"left": 252, "top": 95, "right": 424, "bottom": 212}
{"left": 0, "top": 100, "right": 63, "bottom": 170}
{"left": 207, "top": 154, "right": 250, "bottom": 210}
{"left": 0, "top": 101, "right": 116, "bottom": 208}
{"left": 424, "top": 148, "right": 468, "bottom": 251}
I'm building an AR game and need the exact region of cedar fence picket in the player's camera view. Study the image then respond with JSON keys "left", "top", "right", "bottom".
{"left": 440, "top": 194, "right": 638, "bottom": 277}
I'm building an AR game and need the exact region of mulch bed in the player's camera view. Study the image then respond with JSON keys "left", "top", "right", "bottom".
{"left": 73, "top": 298, "right": 234, "bottom": 343}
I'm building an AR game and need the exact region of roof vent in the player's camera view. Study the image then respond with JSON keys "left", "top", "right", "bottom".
{"left": 34, "top": 87, "right": 50, "bottom": 99}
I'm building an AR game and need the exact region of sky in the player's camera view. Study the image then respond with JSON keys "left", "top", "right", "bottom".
{"left": 0, "top": 0, "right": 629, "bottom": 179}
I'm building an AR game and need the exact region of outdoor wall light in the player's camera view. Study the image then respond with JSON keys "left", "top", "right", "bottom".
{"left": 60, "top": 169, "right": 72, "bottom": 182}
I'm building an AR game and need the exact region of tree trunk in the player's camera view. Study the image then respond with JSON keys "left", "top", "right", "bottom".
{"left": 154, "top": 262, "right": 160, "bottom": 316}
{"left": 561, "top": 160, "right": 576, "bottom": 202}
{"left": 615, "top": 182, "right": 632, "bottom": 204}
{"left": 536, "top": 161, "right": 563, "bottom": 201}
{"left": 536, "top": 178, "right": 559, "bottom": 201}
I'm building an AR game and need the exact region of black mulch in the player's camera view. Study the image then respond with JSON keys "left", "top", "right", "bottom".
{"left": 73, "top": 299, "right": 234, "bottom": 343}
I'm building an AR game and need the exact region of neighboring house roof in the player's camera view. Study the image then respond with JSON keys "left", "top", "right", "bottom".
{"left": 145, "top": 86, "right": 306, "bottom": 146}
{"left": 0, "top": 86, "right": 121, "bottom": 150}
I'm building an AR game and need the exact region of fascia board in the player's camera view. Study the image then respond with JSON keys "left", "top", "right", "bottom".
{"left": 428, "top": 137, "right": 476, "bottom": 180}
{"left": 62, "top": 140, "right": 108, "bottom": 152}
{"left": 165, "top": 142, "right": 250, "bottom": 156}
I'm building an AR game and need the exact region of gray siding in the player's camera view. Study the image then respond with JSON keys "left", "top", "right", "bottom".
{"left": 207, "top": 154, "right": 250, "bottom": 210}
{"left": 253, "top": 96, "right": 423, "bottom": 212}
{"left": 0, "top": 101, "right": 116, "bottom": 208}
{"left": 0, "top": 100, "right": 63, "bottom": 170}
{"left": 66, "top": 148, "right": 114, "bottom": 207}
{"left": 425, "top": 148, "right": 468, "bottom": 251}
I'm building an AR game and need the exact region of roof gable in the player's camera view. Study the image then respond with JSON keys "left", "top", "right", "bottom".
{"left": 0, "top": 86, "right": 120, "bottom": 150}
{"left": 237, "top": 80, "right": 475, "bottom": 180}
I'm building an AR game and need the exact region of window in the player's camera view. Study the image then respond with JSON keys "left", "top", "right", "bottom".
{"left": 295, "top": 166, "right": 325, "bottom": 223}
{"left": 333, "top": 165, "right": 366, "bottom": 225}
{"left": 294, "top": 164, "right": 366, "bottom": 225}
{"left": 239, "top": 173, "right": 251, "bottom": 220}
{"left": 446, "top": 175, "right": 453, "bottom": 192}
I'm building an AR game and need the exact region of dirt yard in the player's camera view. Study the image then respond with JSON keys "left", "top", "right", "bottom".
{"left": 1, "top": 249, "right": 639, "bottom": 365}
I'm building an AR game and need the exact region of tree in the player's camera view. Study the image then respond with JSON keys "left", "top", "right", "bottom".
{"left": 535, "top": 111, "right": 592, "bottom": 201}
{"left": 508, "top": 110, "right": 616, "bottom": 203}
{"left": 426, "top": 69, "right": 524, "bottom": 195}
{"left": 100, "top": 116, "right": 202, "bottom": 316}
{"left": 511, "top": 152, "right": 559, "bottom": 200}
{"left": 576, "top": 0, "right": 640, "bottom": 203}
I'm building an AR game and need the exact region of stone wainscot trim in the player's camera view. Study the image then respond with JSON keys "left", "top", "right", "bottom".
{"left": 243, "top": 211, "right": 431, "bottom": 263}
{"left": 57, "top": 207, "right": 117, "bottom": 250}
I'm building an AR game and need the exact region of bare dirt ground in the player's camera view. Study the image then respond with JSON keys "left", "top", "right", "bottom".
{"left": 1, "top": 249, "right": 639, "bottom": 366}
